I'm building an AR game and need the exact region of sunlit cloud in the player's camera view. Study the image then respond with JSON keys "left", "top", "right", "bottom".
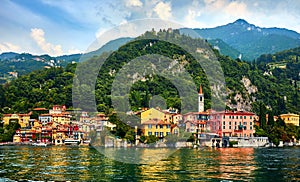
{"left": 0, "top": 42, "right": 20, "bottom": 53}
{"left": 30, "top": 28, "right": 63, "bottom": 56}
{"left": 125, "top": 0, "right": 143, "bottom": 7}
{"left": 154, "top": 2, "right": 172, "bottom": 20}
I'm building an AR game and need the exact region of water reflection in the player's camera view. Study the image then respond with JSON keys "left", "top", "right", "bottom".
{"left": 0, "top": 146, "right": 299, "bottom": 181}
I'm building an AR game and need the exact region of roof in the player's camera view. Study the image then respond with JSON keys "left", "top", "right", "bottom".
{"left": 33, "top": 108, "right": 48, "bottom": 111}
{"left": 280, "top": 113, "right": 299, "bottom": 117}
{"left": 210, "top": 110, "right": 255, "bottom": 116}
{"left": 142, "top": 118, "right": 172, "bottom": 125}
{"left": 199, "top": 84, "right": 203, "bottom": 94}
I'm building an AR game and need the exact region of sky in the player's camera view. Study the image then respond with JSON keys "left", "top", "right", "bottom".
{"left": 1, "top": 0, "right": 300, "bottom": 56}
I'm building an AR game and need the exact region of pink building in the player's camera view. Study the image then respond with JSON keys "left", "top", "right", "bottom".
{"left": 208, "top": 111, "right": 256, "bottom": 137}
{"left": 183, "top": 111, "right": 209, "bottom": 133}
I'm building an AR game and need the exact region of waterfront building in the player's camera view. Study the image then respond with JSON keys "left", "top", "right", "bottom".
{"left": 183, "top": 111, "right": 209, "bottom": 133}
{"left": 3, "top": 113, "right": 31, "bottom": 128}
{"left": 209, "top": 111, "right": 256, "bottom": 137}
{"left": 142, "top": 118, "right": 179, "bottom": 139}
{"left": 280, "top": 113, "right": 299, "bottom": 126}
{"left": 141, "top": 108, "right": 165, "bottom": 124}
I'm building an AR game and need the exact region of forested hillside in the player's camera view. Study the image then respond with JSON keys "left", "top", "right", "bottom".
{"left": 0, "top": 30, "right": 299, "bottom": 116}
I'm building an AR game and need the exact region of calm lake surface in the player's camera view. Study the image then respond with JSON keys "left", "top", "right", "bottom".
{"left": 0, "top": 146, "right": 299, "bottom": 181}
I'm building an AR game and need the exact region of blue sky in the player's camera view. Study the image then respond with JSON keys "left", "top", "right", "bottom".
{"left": 1, "top": 0, "right": 300, "bottom": 56}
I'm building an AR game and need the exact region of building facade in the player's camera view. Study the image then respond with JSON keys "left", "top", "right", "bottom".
{"left": 209, "top": 111, "right": 256, "bottom": 137}
{"left": 280, "top": 113, "right": 299, "bottom": 126}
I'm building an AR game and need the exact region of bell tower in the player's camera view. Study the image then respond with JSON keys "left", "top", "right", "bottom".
{"left": 198, "top": 85, "right": 204, "bottom": 112}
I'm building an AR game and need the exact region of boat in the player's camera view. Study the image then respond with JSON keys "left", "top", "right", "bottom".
{"left": 64, "top": 138, "right": 80, "bottom": 145}
{"left": 32, "top": 142, "right": 47, "bottom": 147}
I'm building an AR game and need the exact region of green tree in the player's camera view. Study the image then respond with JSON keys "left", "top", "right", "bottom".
{"left": 258, "top": 102, "right": 267, "bottom": 129}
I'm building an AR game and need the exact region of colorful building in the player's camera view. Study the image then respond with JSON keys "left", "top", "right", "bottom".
{"left": 183, "top": 111, "right": 209, "bottom": 133}
{"left": 280, "top": 113, "right": 299, "bottom": 126}
{"left": 3, "top": 113, "right": 31, "bottom": 128}
{"left": 208, "top": 111, "right": 256, "bottom": 137}
{"left": 142, "top": 118, "right": 179, "bottom": 138}
{"left": 141, "top": 108, "right": 165, "bottom": 123}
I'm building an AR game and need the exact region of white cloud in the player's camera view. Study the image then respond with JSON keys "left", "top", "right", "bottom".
{"left": 125, "top": 0, "right": 143, "bottom": 7}
{"left": 30, "top": 28, "right": 63, "bottom": 56}
{"left": 0, "top": 42, "right": 20, "bottom": 53}
{"left": 224, "top": 1, "right": 248, "bottom": 17}
{"left": 184, "top": 9, "right": 202, "bottom": 28}
{"left": 154, "top": 2, "right": 172, "bottom": 20}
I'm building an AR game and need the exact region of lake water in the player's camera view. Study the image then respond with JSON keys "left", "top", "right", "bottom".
{"left": 0, "top": 146, "right": 299, "bottom": 181}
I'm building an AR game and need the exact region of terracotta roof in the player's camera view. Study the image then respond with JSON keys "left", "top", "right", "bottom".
{"left": 33, "top": 108, "right": 48, "bottom": 111}
{"left": 142, "top": 119, "right": 172, "bottom": 125}
{"left": 210, "top": 111, "right": 255, "bottom": 115}
{"left": 199, "top": 84, "right": 203, "bottom": 94}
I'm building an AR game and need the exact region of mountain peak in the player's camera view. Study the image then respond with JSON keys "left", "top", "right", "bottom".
{"left": 233, "top": 19, "right": 249, "bottom": 25}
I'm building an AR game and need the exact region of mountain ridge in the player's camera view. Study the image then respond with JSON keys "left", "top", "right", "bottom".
{"left": 180, "top": 19, "right": 300, "bottom": 60}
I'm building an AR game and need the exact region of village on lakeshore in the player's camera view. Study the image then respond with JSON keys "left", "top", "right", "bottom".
{"left": 1, "top": 85, "right": 299, "bottom": 148}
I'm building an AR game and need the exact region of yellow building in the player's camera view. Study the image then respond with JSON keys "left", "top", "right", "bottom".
{"left": 3, "top": 113, "right": 31, "bottom": 128}
{"left": 141, "top": 108, "right": 176, "bottom": 124}
{"left": 142, "top": 118, "right": 179, "bottom": 138}
{"left": 280, "top": 113, "right": 299, "bottom": 126}
{"left": 52, "top": 112, "right": 71, "bottom": 125}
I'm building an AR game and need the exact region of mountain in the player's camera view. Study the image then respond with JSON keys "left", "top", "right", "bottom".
{"left": 180, "top": 19, "right": 300, "bottom": 61}
{"left": 0, "top": 37, "right": 133, "bottom": 81}
{"left": 1, "top": 30, "right": 299, "bottom": 115}
{"left": 0, "top": 52, "right": 19, "bottom": 60}
{"left": 83, "top": 37, "right": 133, "bottom": 59}
{"left": 207, "top": 39, "right": 241, "bottom": 59}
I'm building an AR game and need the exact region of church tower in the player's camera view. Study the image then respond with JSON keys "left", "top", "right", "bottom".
{"left": 198, "top": 85, "right": 204, "bottom": 112}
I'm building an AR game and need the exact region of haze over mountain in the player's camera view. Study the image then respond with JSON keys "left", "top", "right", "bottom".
{"left": 1, "top": 19, "right": 300, "bottom": 80}
{"left": 180, "top": 19, "right": 300, "bottom": 61}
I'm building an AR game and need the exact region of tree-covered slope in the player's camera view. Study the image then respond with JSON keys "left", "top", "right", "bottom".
{"left": 0, "top": 30, "right": 299, "bottom": 116}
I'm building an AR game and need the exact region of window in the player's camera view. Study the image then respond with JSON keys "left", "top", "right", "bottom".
{"left": 148, "top": 124, "right": 152, "bottom": 129}
{"left": 229, "top": 126, "right": 231, "bottom": 129}
{"left": 155, "top": 132, "right": 158, "bottom": 137}
{"left": 160, "top": 132, "right": 163, "bottom": 137}
{"left": 223, "top": 115, "right": 225, "bottom": 119}
{"left": 156, "top": 125, "right": 158, "bottom": 129}
{"left": 235, "top": 122, "right": 237, "bottom": 125}
{"left": 229, "top": 122, "right": 231, "bottom": 125}
{"left": 166, "top": 132, "right": 170, "bottom": 135}
{"left": 250, "top": 126, "right": 252, "bottom": 130}
{"left": 250, "top": 122, "right": 252, "bottom": 125}
{"left": 244, "top": 116, "right": 246, "bottom": 119}
{"left": 229, "top": 116, "right": 231, "bottom": 119}
{"left": 160, "top": 125, "right": 163, "bottom": 129}
{"left": 250, "top": 133, "right": 252, "bottom": 137}
{"left": 148, "top": 132, "right": 152, "bottom": 136}
{"left": 166, "top": 124, "right": 170, "bottom": 128}
{"left": 236, "top": 116, "right": 238, "bottom": 119}
{"left": 223, "top": 126, "right": 225, "bottom": 129}
{"left": 250, "top": 116, "right": 252, "bottom": 119}
{"left": 174, "top": 129, "right": 178, "bottom": 135}
{"left": 240, "top": 116, "right": 242, "bottom": 119}
{"left": 223, "top": 121, "right": 225, "bottom": 125}
{"left": 243, "top": 122, "right": 247, "bottom": 125}
{"left": 244, "top": 134, "right": 247, "bottom": 137}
